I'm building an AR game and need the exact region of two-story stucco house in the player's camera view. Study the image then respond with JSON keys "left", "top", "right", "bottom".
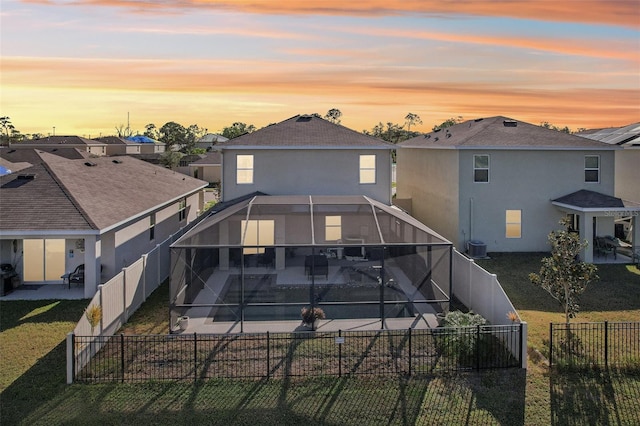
{"left": 169, "top": 114, "right": 455, "bottom": 332}
{"left": 0, "top": 148, "right": 207, "bottom": 298}
{"left": 395, "top": 116, "right": 640, "bottom": 263}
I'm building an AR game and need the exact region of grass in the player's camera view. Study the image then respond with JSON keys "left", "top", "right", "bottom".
{"left": 1, "top": 254, "right": 639, "bottom": 425}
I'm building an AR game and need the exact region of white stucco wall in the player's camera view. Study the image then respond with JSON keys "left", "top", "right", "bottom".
{"left": 222, "top": 149, "right": 392, "bottom": 204}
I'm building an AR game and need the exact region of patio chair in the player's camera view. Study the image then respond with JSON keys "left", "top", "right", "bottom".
{"left": 62, "top": 264, "right": 84, "bottom": 289}
{"left": 258, "top": 248, "right": 275, "bottom": 268}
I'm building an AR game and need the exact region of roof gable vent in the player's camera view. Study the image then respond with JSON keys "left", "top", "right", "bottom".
{"left": 503, "top": 120, "right": 518, "bottom": 127}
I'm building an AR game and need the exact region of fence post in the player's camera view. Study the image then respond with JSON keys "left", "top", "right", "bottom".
{"left": 408, "top": 328, "right": 412, "bottom": 377}
{"left": 120, "top": 334, "right": 125, "bottom": 383}
{"left": 604, "top": 321, "right": 608, "bottom": 369}
{"left": 338, "top": 330, "right": 342, "bottom": 378}
{"left": 476, "top": 325, "right": 481, "bottom": 371}
{"left": 549, "top": 323, "right": 553, "bottom": 367}
{"left": 194, "top": 332, "right": 198, "bottom": 382}
{"left": 267, "top": 331, "right": 270, "bottom": 380}
{"left": 66, "top": 332, "right": 74, "bottom": 384}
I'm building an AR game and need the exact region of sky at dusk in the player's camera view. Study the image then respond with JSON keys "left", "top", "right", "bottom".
{"left": 1, "top": 0, "right": 639, "bottom": 137}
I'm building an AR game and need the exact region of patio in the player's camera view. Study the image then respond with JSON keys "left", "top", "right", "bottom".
{"left": 170, "top": 195, "right": 453, "bottom": 333}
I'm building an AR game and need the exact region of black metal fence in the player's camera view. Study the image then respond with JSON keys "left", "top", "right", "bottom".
{"left": 549, "top": 322, "right": 640, "bottom": 370}
{"left": 72, "top": 325, "right": 523, "bottom": 383}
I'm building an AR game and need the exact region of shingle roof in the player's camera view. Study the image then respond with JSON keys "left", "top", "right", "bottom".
{"left": 0, "top": 150, "right": 95, "bottom": 231}
{"left": 189, "top": 152, "right": 221, "bottom": 165}
{"left": 16, "top": 136, "right": 106, "bottom": 146}
{"left": 552, "top": 189, "right": 640, "bottom": 210}
{"left": 219, "top": 114, "right": 394, "bottom": 149}
{"left": 0, "top": 149, "right": 208, "bottom": 232}
{"left": 400, "top": 116, "right": 615, "bottom": 150}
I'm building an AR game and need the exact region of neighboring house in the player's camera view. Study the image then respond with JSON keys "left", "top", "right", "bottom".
{"left": 96, "top": 136, "right": 166, "bottom": 156}
{"left": 217, "top": 114, "right": 394, "bottom": 204}
{"left": 169, "top": 115, "right": 455, "bottom": 331}
{"left": 575, "top": 123, "right": 640, "bottom": 203}
{"left": 0, "top": 148, "right": 208, "bottom": 298}
{"left": 196, "top": 133, "right": 228, "bottom": 151}
{"left": 188, "top": 152, "right": 221, "bottom": 185}
{"left": 10, "top": 136, "right": 109, "bottom": 156}
{"left": 395, "top": 116, "right": 640, "bottom": 263}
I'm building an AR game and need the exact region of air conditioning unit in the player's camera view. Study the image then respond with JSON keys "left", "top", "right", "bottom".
{"left": 468, "top": 240, "right": 487, "bottom": 258}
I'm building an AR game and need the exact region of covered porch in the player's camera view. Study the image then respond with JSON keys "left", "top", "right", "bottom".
{"left": 552, "top": 190, "right": 640, "bottom": 264}
{"left": 170, "top": 195, "right": 453, "bottom": 333}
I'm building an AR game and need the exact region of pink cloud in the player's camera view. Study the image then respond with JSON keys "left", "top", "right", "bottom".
{"left": 22, "top": 0, "right": 640, "bottom": 28}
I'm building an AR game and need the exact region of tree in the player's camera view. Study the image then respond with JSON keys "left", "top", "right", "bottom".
{"left": 529, "top": 218, "right": 598, "bottom": 323}
{"left": 432, "top": 116, "right": 463, "bottom": 131}
{"left": 115, "top": 123, "right": 133, "bottom": 138}
{"left": 159, "top": 121, "right": 189, "bottom": 149}
{"left": 540, "top": 122, "right": 572, "bottom": 134}
{"left": 143, "top": 123, "right": 159, "bottom": 140}
{"left": 160, "top": 151, "right": 183, "bottom": 169}
{"left": 324, "top": 108, "right": 342, "bottom": 124}
{"left": 1, "top": 116, "right": 16, "bottom": 146}
{"left": 404, "top": 112, "right": 422, "bottom": 132}
{"left": 220, "top": 122, "right": 256, "bottom": 139}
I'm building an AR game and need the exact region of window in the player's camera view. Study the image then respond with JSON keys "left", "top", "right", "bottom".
{"left": 325, "top": 216, "right": 342, "bottom": 241}
{"left": 237, "top": 155, "right": 254, "bottom": 184}
{"left": 474, "top": 155, "right": 489, "bottom": 182}
{"left": 359, "top": 155, "right": 376, "bottom": 184}
{"left": 178, "top": 198, "right": 186, "bottom": 221}
{"left": 241, "top": 220, "right": 274, "bottom": 254}
{"left": 506, "top": 210, "right": 521, "bottom": 238}
{"left": 585, "top": 155, "right": 599, "bottom": 183}
{"left": 149, "top": 213, "right": 156, "bottom": 241}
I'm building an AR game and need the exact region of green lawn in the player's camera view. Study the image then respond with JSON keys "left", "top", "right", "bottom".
{"left": 1, "top": 254, "right": 639, "bottom": 425}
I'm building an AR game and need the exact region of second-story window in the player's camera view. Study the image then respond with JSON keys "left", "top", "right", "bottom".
{"left": 474, "top": 154, "right": 489, "bottom": 183}
{"left": 585, "top": 155, "right": 599, "bottom": 183}
{"left": 237, "top": 155, "right": 254, "bottom": 184}
{"left": 359, "top": 155, "right": 376, "bottom": 184}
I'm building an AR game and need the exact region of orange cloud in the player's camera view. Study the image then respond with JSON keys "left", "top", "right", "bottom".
{"left": 3, "top": 55, "right": 638, "bottom": 134}
{"left": 23, "top": 0, "right": 640, "bottom": 28}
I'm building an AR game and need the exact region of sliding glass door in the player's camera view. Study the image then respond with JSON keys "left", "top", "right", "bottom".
{"left": 23, "top": 239, "right": 66, "bottom": 283}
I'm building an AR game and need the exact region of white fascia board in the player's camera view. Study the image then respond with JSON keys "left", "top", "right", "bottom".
{"left": 552, "top": 201, "right": 640, "bottom": 213}
{"left": 218, "top": 146, "right": 393, "bottom": 150}
{"left": 0, "top": 230, "right": 100, "bottom": 238}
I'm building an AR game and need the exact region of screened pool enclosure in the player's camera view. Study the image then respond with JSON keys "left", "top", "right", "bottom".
{"left": 170, "top": 195, "right": 453, "bottom": 332}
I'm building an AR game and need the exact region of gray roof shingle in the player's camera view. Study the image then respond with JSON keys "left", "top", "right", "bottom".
{"left": 400, "top": 116, "right": 615, "bottom": 150}
{"left": 0, "top": 149, "right": 208, "bottom": 232}
{"left": 219, "top": 114, "right": 394, "bottom": 149}
{"left": 553, "top": 189, "right": 640, "bottom": 209}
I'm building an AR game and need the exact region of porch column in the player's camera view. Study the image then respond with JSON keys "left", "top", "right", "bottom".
{"left": 83, "top": 235, "right": 98, "bottom": 298}
{"left": 580, "top": 213, "right": 594, "bottom": 263}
